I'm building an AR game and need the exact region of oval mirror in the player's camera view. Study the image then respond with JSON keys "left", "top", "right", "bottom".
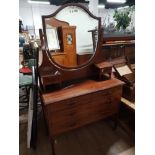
{"left": 42, "top": 3, "right": 100, "bottom": 69}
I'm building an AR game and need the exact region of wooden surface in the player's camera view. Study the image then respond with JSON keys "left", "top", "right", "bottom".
{"left": 99, "top": 41, "right": 135, "bottom": 65}
{"left": 94, "top": 61, "right": 112, "bottom": 69}
{"left": 77, "top": 53, "right": 93, "bottom": 66}
{"left": 42, "top": 79, "right": 123, "bottom": 105}
{"left": 103, "top": 33, "right": 135, "bottom": 43}
{"left": 41, "top": 79, "right": 124, "bottom": 136}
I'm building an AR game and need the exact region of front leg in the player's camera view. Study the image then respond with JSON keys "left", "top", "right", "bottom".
{"left": 50, "top": 137, "right": 56, "bottom": 155}
{"left": 113, "top": 113, "right": 118, "bottom": 130}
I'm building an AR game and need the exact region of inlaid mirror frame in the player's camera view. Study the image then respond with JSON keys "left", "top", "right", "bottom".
{"left": 42, "top": 3, "right": 101, "bottom": 71}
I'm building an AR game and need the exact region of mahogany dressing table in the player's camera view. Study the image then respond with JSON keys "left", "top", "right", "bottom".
{"left": 38, "top": 3, "right": 124, "bottom": 155}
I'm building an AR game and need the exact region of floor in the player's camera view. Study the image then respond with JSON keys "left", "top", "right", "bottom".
{"left": 19, "top": 110, "right": 134, "bottom": 155}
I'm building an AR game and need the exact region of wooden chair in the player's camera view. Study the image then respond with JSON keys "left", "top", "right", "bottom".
{"left": 111, "top": 57, "right": 135, "bottom": 102}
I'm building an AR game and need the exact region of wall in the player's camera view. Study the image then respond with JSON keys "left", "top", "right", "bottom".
{"left": 19, "top": 0, "right": 59, "bottom": 38}
{"left": 19, "top": 0, "right": 135, "bottom": 38}
{"left": 19, "top": 0, "right": 100, "bottom": 38}
{"left": 88, "top": 0, "right": 99, "bottom": 16}
{"left": 19, "top": 0, "right": 97, "bottom": 53}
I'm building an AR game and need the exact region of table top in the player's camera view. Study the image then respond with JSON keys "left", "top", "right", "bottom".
{"left": 42, "top": 78, "right": 124, "bottom": 105}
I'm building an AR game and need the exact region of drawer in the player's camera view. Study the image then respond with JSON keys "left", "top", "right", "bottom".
{"left": 98, "top": 100, "right": 119, "bottom": 114}
{"left": 48, "top": 106, "right": 95, "bottom": 125}
{"left": 49, "top": 99, "right": 119, "bottom": 126}
{"left": 49, "top": 108, "right": 119, "bottom": 136}
{"left": 108, "top": 86, "right": 122, "bottom": 95}
{"left": 46, "top": 86, "right": 122, "bottom": 136}
{"left": 42, "top": 74, "right": 61, "bottom": 86}
{"left": 46, "top": 93, "right": 91, "bottom": 113}
{"left": 46, "top": 86, "right": 122, "bottom": 114}
{"left": 48, "top": 107, "right": 77, "bottom": 124}
{"left": 49, "top": 118, "right": 78, "bottom": 135}
{"left": 47, "top": 98, "right": 113, "bottom": 124}
{"left": 91, "top": 90, "right": 111, "bottom": 103}
{"left": 46, "top": 91, "right": 120, "bottom": 124}
{"left": 49, "top": 109, "right": 102, "bottom": 135}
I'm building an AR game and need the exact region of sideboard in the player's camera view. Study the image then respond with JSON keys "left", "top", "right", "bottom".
{"left": 96, "top": 33, "right": 135, "bottom": 64}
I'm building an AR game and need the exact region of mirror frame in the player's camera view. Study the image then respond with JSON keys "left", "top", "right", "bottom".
{"left": 42, "top": 3, "right": 101, "bottom": 71}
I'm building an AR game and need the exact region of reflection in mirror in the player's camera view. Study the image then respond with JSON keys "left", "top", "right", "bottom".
{"left": 46, "top": 25, "right": 60, "bottom": 50}
{"left": 44, "top": 5, "right": 99, "bottom": 68}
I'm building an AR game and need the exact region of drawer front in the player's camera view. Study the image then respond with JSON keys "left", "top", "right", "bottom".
{"left": 46, "top": 90, "right": 113, "bottom": 124}
{"left": 46, "top": 93, "right": 91, "bottom": 113}
{"left": 49, "top": 109, "right": 118, "bottom": 136}
{"left": 42, "top": 74, "right": 61, "bottom": 86}
{"left": 47, "top": 89, "right": 113, "bottom": 113}
{"left": 46, "top": 86, "right": 122, "bottom": 136}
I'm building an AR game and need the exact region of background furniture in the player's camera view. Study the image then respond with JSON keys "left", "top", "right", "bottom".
{"left": 96, "top": 33, "right": 135, "bottom": 65}
{"left": 19, "top": 45, "right": 39, "bottom": 149}
{"left": 19, "top": 74, "right": 32, "bottom": 110}
{"left": 112, "top": 57, "right": 135, "bottom": 102}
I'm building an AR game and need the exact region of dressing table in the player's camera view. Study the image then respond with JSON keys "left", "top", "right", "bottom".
{"left": 38, "top": 3, "right": 124, "bottom": 155}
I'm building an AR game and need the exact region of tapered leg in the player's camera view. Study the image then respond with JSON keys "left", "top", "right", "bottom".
{"left": 39, "top": 94, "right": 49, "bottom": 136}
{"left": 50, "top": 138, "right": 56, "bottom": 155}
{"left": 42, "top": 109, "right": 49, "bottom": 136}
{"left": 113, "top": 113, "right": 118, "bottom": 130}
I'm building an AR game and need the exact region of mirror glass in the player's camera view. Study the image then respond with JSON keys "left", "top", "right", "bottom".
{"left": 44, "top": 5, "right": 99, "bottom": 68}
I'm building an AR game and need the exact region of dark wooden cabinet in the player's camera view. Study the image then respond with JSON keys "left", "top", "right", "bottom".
{"left": 124, "top": 44, "right": 135, "bottom": 64}
{"left": 101, "top": 42, "right": 135, "bottom": 63}
{"left": 41, "top": 79, "right": 124, "bottom": 136}
{"left": 99, "top": 34, "right": 135, "bottom": 64}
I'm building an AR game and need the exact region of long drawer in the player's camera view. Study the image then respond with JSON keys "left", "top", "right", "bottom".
{"left": 49, "top": 110, "right": 118, "bottom": 136}
{"left": 45, "top": 89, "right": 111, "bottom": 121}
{"left": 47, "top": 90, "right": 111, "bottom": 111}
{"left": 44, "top": 86, "right": 122, "bottom": 136}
